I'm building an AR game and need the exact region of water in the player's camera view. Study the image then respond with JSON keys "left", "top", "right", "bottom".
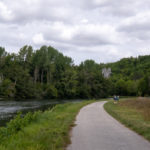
{"left": 0, "top": 99, "right": 81, "bottom": 127}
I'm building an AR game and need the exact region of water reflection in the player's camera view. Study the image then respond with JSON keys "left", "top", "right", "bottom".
{"left": 0, "top": 99, "right": 80, "bottom": 126}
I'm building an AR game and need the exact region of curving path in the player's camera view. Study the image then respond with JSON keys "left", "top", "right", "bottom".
{"left": 67, "top": 101, "right": 150, "bottom": 150}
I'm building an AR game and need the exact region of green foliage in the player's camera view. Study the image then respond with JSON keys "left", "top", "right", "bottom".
{"left": 102, "top": 55, "right": 150, "bottom": 96}
{"left": 77, "top": 59, "right": 109, "bottom": 98}
{"left": 0, "top": 45, "right": 111, "bottom": 99}
{"left": 115, "top": 79, "right": 127, "bottom": 95}
{"left": 1, "top": 45, "right": 150, "bottom": 99}
{"left": 0, "top": 100, "right": 95, "bottom": 150}
{"left": 43, "top": 85, "right": 58, "bottom": 99}
{"left": 0, "top": 111, "right": 40, "bottom": 143}
{"left": 126, "top": 80, "right": 138, "bottom": 96}
{"left": 0, "top": 79, "right": 15, "bottom": 97}
{"left": 138, "top": 74, "right": 150, "bottom": 96}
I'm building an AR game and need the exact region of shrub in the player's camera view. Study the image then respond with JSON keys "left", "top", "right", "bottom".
{"left": 0, "top": 111, "right": 41, "bottom": 143}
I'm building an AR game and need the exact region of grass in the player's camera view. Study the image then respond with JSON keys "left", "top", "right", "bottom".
{"left": 0, "top": 100, "right": 95, "bottom": 150}
{"left": 104, "top": 97, "right": 150, "bottom": 141}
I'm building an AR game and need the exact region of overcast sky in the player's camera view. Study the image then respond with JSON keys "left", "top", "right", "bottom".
{"left": 0, "top": 0, "right": 150, "bottom": 64}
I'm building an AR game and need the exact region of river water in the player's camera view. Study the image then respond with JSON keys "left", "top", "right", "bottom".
{"left": 0, "top": 99, "right": 80, "bottom": 127}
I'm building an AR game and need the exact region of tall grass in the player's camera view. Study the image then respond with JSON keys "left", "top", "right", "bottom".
{"left": 0, "top": 100, "right": 95, "bottom": 150}
{"left": 104, "top": 98, "right": 150, "bottom": 141}
{"left": 120, "top": 98, "right": 150, "bottom": 121}
{"left": 0, "top": 111, "right": 40, "bottom": 144}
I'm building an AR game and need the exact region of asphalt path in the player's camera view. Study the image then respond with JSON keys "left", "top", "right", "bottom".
{"left": 67, "top": 101, "right": 150, "bottom": 150}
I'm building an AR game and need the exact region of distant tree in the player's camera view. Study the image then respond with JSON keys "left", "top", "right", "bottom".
{"left": 138, "top": 74, "right": 150, "bottom": 96}
{"left": 0, "top": 79, "right": 16, "bottom": 98}
{"left": 1, "top": 45, "right": 150, "bottom": 99}
{"left": 126, "top": 80, "right": 138, "bottom": 96}
{"left": 115, "top": 79, "right": 127, "bottom": 96}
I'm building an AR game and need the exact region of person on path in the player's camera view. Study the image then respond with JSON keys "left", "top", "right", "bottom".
{"left": 113, "top": 95, "right": 119, "bottom": 104}
{"left": 113, "top": 95, "right": 117, "bottom": 104}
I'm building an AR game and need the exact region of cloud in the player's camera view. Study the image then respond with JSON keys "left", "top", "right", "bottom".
{"left": 43, "top": 22, "right": 118, "bottom": 47}
{"left": 32, "top": 33, "right": 45, "bottom": 45}
{"left": 80, "top": 19, "right": 88, "bottom": 24}
{"left": 0, "top": 1, "right": 14, "bottom": 21}
{"left": 80, "top": 0, "right": 138, "bottom": 17}
{"left": 0, "top": 0, "right": 150, "bottom": 64}
{"left": 0, "top": 0, "right": 78, "bottom": 24}
{"left": 118, "top": 11, "right": 150, "bottom": 32}
{"left": 71, "top": 24, "right": 117, "bottom": 46}
{"left": 117, "top": 11, "right": 150, "bottom": 41}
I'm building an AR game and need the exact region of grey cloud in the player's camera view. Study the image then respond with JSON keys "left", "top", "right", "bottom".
{"left": 0, "top": 0, "right": 75, "bottom": 24}
{"left": 80, "top": 0, "right": 138, "bottom": 17}
{"left": 43, "top": 29, "right": 113, "bottom": 47}
{"left": 42, "top": 21, "right": 116, "bottom": 48}
{"left": 0, "top": 0, "right": 138, "bottom": 25}
{"left": 0, "top": 0, "right": 150, "bottom": 64}
{"left": 118, "top": 22, "right": 150, "bottom": 33}
{"left": 71, "top": 32, "right": 113, "bottom": 46}
{"left": 117, "top": 12, "right": 150, "bottom": 41}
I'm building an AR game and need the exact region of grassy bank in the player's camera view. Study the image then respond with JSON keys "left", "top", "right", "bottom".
{"left": 104, "top": 98, "right": 150, "bottom": 141}
{"left": 0, "top": 100, "right": 95, "bottom": 150}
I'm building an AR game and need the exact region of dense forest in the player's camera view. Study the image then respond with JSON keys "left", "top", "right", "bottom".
{"left": 101, "top": 55, "right": 150, "bottom": 97}
{"left": 0, "top": 45, "right": 150, "bottom": 100}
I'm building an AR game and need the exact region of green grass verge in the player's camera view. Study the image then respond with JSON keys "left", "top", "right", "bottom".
{"left": 104, "top": 99, "right": 150, "bottom": 141}
{"left": 0, "top": 100, "right": 95, "bottom": 150}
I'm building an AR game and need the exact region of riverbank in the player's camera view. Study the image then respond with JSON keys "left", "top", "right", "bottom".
{"left": 0, "top": 99, "right": 85, "bottom": 127}
{"left": 0, "top": 100, "right": 95, "bottom": 150}
{"left": 104, "top": 98, "right": 150, "bottom": 141}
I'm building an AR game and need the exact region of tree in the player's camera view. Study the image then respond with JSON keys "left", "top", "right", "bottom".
{"left": 126, "top": 80, "right": 138, "bottom": 96}
{"left": 0, "top": 79, "right": 16, "bottom": 97}
{"left": 1, "top": 45, "right": 150, "bottom": 99}
{"left": 115, "top": 79, "right": 127, "bottom": 95}
{"left": 138, "top": 74, "right": 150, "bottom": 96}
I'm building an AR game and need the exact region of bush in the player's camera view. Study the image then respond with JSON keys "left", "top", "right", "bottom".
{"left": 0, "top": 111, "right": 41, "bottom": 143}
{"left": 0, "top": 79, "right": 16, "bottom": 97}
{"left": 43, "top": 85, "right": 58, "bottom": 99}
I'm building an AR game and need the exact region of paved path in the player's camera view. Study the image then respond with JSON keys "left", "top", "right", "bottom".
{"left": 67, "top": 101, "right": 150, "bottom": 150}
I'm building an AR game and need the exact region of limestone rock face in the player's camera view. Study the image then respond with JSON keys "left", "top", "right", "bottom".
{"left": 102, "top": 68, "right": 111, "bottom": 78}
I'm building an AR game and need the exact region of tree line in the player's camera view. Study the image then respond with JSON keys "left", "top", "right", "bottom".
{"left": 101, "top": 56, "right": 150, "bottom": 97}
{"left": 0, "top": 45, "right": 150, "bottom": 100}
{"left": 0, "top": 45, "right": 109, "bottom": 99}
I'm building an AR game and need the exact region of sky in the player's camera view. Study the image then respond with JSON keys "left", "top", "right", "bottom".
{"left": 0, "top": 0, "right": 150, "bottom": 64}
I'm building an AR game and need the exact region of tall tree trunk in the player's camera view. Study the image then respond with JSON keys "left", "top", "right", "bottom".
{"left": 14, "top": 79, "right": 17, "bottom": 86}
{"left": 47, "top": 70, "right": 50, "bottom": 84}
{"left": 0, "top": 74, "right": 3, "bottom": 84}
{"left": 49, "top": 72, "right": 52, "bottom": 83}
{"left": 34, "top": 66, "right": 39, "bottom": 84}
{"left": 41, "top": 69, "right": 44, "bottom": 84}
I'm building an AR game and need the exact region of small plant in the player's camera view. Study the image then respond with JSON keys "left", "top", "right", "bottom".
{"left": 0, "top": 111, "right": 40, "bottom": 143}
